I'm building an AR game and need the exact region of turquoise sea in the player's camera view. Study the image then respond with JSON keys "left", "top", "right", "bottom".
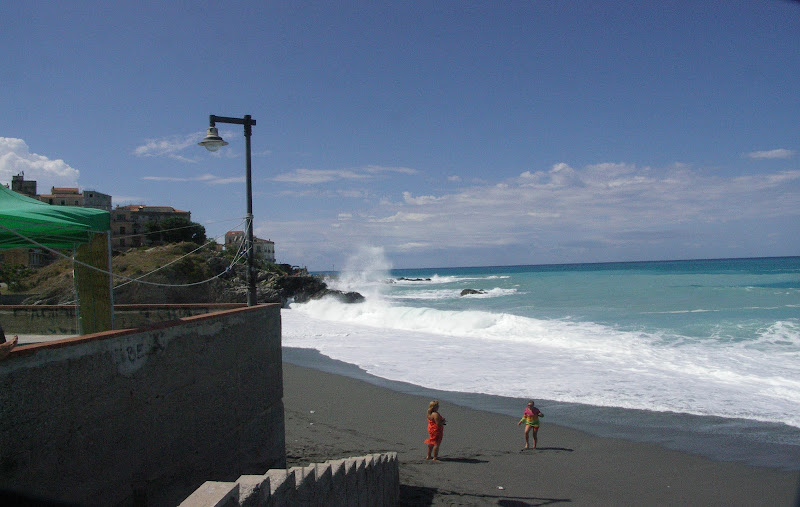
{"left": 282, "top": 255, "right": 800, "bottom": 470}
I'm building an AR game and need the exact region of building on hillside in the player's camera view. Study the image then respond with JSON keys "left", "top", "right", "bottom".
{"left": 0, "top": 248, "right": 55, "bottom": 269}
{"left": 111, "top": 205, "right": 191, "bottom": 250}
{"left": 254, "top": 237, "right": 276, "bottom": 264}
{"left": 38, "top": 187, "right": 83, "bottom": 207}
{"left": 36, "top": 186, "right": 111, "bottom": 211}
{"left": 11, "top": 173, "right": 37, "bottom": 197}
{"left": 3, "top": 176, "right": 80, "bottom": 267}
{"left": 3, "top": 173, "right": 199, "bottom": 261}
{"left": 224, "top": 230, "right": 275, "bottom": 263}
{"left": 81, "top": 190, "right": 112, "bottom": 211}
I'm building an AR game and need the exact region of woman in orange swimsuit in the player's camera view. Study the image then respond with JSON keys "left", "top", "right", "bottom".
{"left": 424, "top": 400, "right": 446, "bottom": 460}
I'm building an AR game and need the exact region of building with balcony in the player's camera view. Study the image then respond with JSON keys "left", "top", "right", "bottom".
{"left": 111, "top": 205, "right": 191, "bottom": 250}
{"left": 224, "top": 230, "right": 275, "bottom": 263}
{"left": 38, "top": 187, "right": 83, "bottom": 207}
{"left": 35, "top": 186, "right": 111, "bottom": 212}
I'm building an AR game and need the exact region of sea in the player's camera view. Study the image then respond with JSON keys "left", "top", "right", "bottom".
{"left": 281, "top": 252, "right": 800, "bottom": 470}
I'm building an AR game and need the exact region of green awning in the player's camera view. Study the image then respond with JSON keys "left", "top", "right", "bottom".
{"left": 0, "top": 185, "right": 110, "bottom": 250}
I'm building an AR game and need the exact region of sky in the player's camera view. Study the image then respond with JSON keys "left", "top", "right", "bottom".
{"left": 1, "top": 1, "right": 799, "bottom": 271}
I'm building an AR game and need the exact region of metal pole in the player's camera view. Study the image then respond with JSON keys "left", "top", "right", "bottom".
{"left": 206, "top": 114, "right": 258, "bottom": 306}
{"left": 244, "top": 115, "right": 257, "bottom": 306}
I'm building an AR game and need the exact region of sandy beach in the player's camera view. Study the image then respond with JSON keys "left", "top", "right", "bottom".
{"left": 283, "top": 351, "right": 800, "bottom": 506}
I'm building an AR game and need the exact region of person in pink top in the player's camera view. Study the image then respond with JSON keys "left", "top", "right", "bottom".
{"left": 517, "top": 400, "right": 544, "bottom": 449}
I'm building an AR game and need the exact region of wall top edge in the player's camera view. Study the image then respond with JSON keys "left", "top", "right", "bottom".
{"left": 5, "top": 303, "right": 280, "bottom": 358}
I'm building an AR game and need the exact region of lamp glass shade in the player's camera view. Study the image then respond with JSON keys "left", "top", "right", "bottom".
{"left": 198, "top": 126, "right": 229, "bottom": 152}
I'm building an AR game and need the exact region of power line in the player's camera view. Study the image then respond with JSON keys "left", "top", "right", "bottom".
{"left": 0, "top": 221, "right": 253, "bottom": 289}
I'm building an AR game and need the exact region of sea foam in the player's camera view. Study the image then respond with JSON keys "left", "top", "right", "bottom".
{"left": 284, "top": 296, "right": 800, "bottom": 429}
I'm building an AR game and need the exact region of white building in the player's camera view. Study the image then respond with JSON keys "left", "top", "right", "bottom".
{"left": 224, "top": 231, "right": 275, "bottom": 263}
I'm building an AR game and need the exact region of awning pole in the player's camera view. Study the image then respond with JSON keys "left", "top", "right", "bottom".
{"left": 107, "top": 231, "right": 114, "bottom": 329}
{"left": 72, "top": 246, "right": 81, "bottom": 335}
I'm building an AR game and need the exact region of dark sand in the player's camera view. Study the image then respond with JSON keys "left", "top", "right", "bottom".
{"left": 283, "top": 357, "right": 800, "bottom": 506}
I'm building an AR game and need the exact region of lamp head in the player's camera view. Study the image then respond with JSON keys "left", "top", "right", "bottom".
{"left": 198, "top": 126, "right": 228, "bottom": 152}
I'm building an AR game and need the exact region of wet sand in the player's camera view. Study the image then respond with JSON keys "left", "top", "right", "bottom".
{"left": 282, "top": 358, "right": 800, "bottom": 506}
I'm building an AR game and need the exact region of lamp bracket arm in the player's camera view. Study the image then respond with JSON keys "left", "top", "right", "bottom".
{"left": 209, "top": 114, "right": 256, "bottom": 127}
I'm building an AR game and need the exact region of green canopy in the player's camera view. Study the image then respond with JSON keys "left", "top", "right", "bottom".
{"left": 0, "top": 185, "right": 110, "bottom": 250}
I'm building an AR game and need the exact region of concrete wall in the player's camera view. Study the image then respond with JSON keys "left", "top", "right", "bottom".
{"left": 0, "top": 304, "right": 285, "bottom": 506}
{"left": 0, "top": 303, "right": 246, "bottom": 335}
{"left": 181, "top": 452, "right": 399, "bottom": 507}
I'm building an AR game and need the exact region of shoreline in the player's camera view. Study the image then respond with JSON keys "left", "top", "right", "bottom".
{"left": 282, "top": 346, "right": 800, "bottom": 505}
{"left": 283, "top": 347, "right": 800, "bottom": 472}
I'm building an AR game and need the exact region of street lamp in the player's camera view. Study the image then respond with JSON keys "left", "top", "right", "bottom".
{"left": 199, "top": 114, "right": 258, "bottom": 306}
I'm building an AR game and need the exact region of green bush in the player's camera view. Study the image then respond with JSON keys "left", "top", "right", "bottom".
{"left": 0, "top": 264, "right": 34, "bottom": 292}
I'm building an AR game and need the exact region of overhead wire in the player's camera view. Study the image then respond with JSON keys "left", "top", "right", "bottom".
{"left": 0, "top": 217, "right": 254, "bottom": 290}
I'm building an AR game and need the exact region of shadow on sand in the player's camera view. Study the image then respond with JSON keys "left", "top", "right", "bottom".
{"left": 399, "top": 484, "right": 437, "bottom": 506}
{"left": 437, "top": 456, "right": 490, "bottom": 464}
{"left": 521, "top": 446, "right": 574, "bottom": 452}
{"left": 400, "top": 485, "right": 571, "bottom": 506}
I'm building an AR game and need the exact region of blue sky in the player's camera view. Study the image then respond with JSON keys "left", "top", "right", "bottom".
{"left": 1, "top": 1, "right": 798, "bottom": 271}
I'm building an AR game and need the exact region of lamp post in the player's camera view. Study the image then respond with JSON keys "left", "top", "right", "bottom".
{"left": 199, "top": 114, "right": 258, "bottom": 306}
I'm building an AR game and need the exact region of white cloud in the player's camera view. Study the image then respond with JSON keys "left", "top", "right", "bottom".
{"left": 274, "top": 165, "right": 418, "bottom": 184}
{"left": 520, "top": 162, "right": 579, "bottom": 187}
{"left": 338, "top": 189, "right": 368, "bottom": 198}
{"left": 133, "top": 133, "right": 204, "bottom": 162}
{"left": 0, "top": 137, "right": 80, "bottom": 191}
{"left": 142, "top": 173, "right": 214, "bottom": 182}
{"left": 206, "top": 176, "right": 245, "bottom": 185}
{"left": 402, "top": 192, "right": 445, "bottom": 205}
{"left": 273, "top": 168, "right": 367, "bottom": 184}
{"left": 109, "top": 195, "right": 145, "bottom": 204}
{"left": 362, "top": 165, "right": 418, "bottom": 175}
{"left": 278, "top": 188, "right": 369, "bottom": 198}
{"left": 744, "top": 149, "right": 795, "bottom": 160}
{"left": 371, "top": 212, "right": 432, "bottom": 223}
{"left": 527, "top": 211, "right": 561, "bottom": 218}
{"left": 141, "top": 173, "right": 243, "bottom": 185}
{"left": 396, "top": 241, "right": 435, "bottom": 251}
{"left": 287, "top": 161, "right": 799, "bottom": 266}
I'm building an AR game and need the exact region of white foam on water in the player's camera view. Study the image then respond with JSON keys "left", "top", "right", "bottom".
{"left": 387, "top": 287, "right": 518, "bottom": 301}
{"left": 283, "top": 296, "right": 800, "bottom": 429}
{"left": 390, "top": 274, "right": 511, "bottom": 285}
{"left": 289, "top": 251, "right": 800, "bottom": 431}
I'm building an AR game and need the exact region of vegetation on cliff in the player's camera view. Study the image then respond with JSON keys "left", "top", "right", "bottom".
{"left": 7, "top": 242, "right": 362, "bottom": 306}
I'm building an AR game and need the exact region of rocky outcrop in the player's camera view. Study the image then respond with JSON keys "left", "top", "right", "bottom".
{"left": 203, "top": 272, "right": 364, "bottom": 307}
{"left": 293, "top": 288, "right": 365, "bottom": 305}
{"left": 460, "top": 289, "right": 486, "bottom": 296}
{"left": 256, "top": 273, "right": 363, "bottom": 307}
{"left": 17, "top": 245, "right": 364, "bottom": 307}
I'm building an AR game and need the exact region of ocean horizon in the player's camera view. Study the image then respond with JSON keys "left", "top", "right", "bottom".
{"left": 317, "top": 254, "right": 800, "bottom": 275}
{"left": 282, "top": 254, "right": 800, "bottom": 470}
